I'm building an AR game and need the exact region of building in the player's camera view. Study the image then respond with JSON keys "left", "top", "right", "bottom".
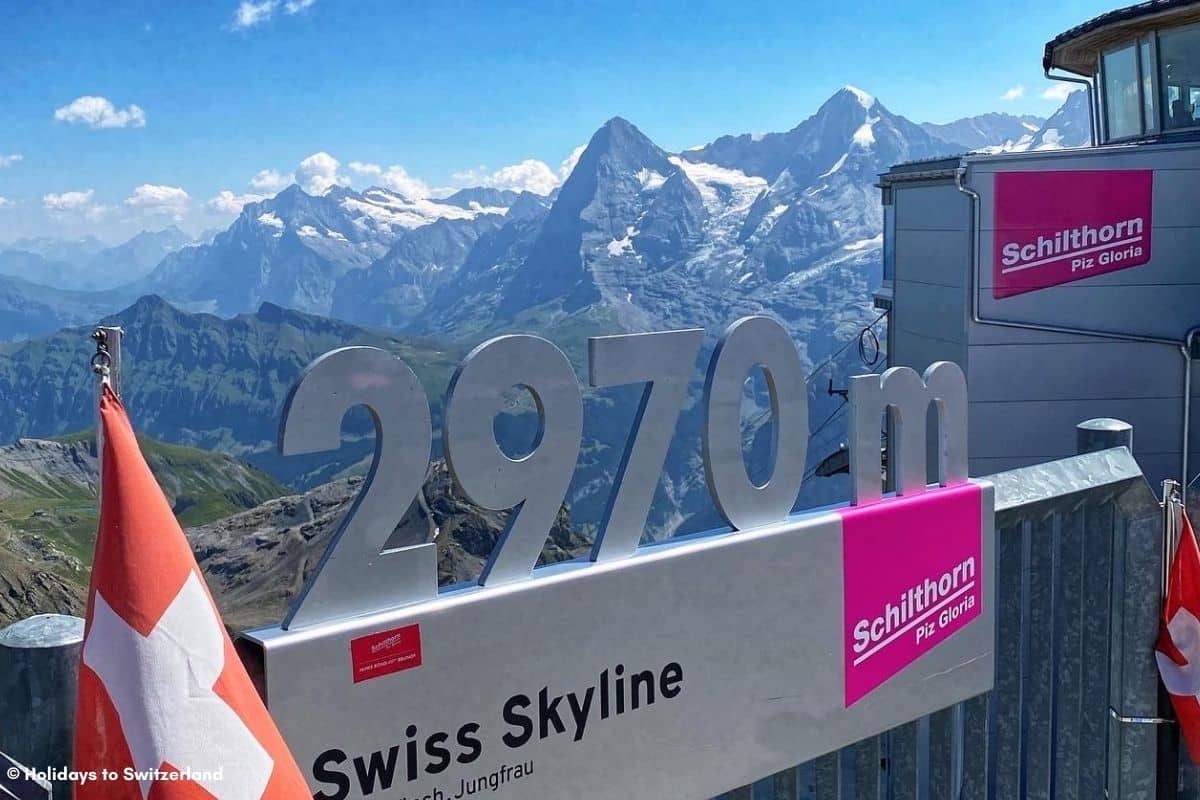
{"left": 879, "top": 0, "right": 1200, "bottom": 486}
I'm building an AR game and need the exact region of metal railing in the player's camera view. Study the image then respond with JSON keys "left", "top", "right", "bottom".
{"left": 0, "top": 418, "right": 1176, "bottom": 799}
{"left": 720, "top": 418, "right": 1169, "bottom": 800}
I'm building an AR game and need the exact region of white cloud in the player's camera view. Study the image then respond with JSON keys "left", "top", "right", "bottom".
{"left": 43, "top": 189, "right": 96, "bottom": 212}
{"left": 295, "top": 151, "right": 350, "bottom": 195}
{"left": 0, "top": 154, "right": 22, "bottom": 168}
{"left": 0, "top": 197, "right": 13, "bottom": 208}
{"left": 1043, "top": 83, "right": 1084, "bottom": 102}
{"left": 232, "top": 0, "right": 277, "bottom": 29}
{"left": 379, "top": 165, "right": 430, "bottom": 198}
{"left": 125, "top": 184, "right": 190, "bottom": 214}
{"left": 43, "top": 189, "right": 108, "bottom": 219}
{"left": 348, "top": 161, "right": 383, "bottom": 178}
{"left": 232, "top": 0, "right": 312, "bottom": 29}
{"left": 54, "top": 96, "right": 146, "bottom": 129}
{"left": 348, "top": 160, "right": 429, "bottom": 198}
{"left": 207, "top": 189, "right": 266, "bottom": 215}
{"left": 559, "top": 144, "right": 586, "bottom": 181}
{"left": 250, "top": 168, "right": 291, "bottom": 193}
{"left": 1001, "top": 85, "right": 1025, "bottom": 101}
{"left": 451, "top": 159, "right": 559, "bottom": 196}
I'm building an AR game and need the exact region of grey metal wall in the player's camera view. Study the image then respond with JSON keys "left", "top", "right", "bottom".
{"left": 721, "top": 441, "right": 1166, "bottom": 800}
{"left": 889, "top": 176, "right": 970, "bottom": 374}
{"left": 886, "top": 141, "right": 1200, "bottom": 489}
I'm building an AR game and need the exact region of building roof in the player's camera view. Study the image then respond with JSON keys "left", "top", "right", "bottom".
{"left": 1044, "top": 0, "right": 1200, "bottom": 75}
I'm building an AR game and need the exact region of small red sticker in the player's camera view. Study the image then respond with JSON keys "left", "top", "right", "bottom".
{"left": 351, "top": 624, "right": 422, "bottom": 683}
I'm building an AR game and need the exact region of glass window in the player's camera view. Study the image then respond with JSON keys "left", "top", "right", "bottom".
{"left": 1160, "top": 23, "right": 1200, "bottom": 130}
{"left": 1141, "top": 38, "right": 1157, "bottom": 132}
{"left": 1104, "top": 44, "right": 1141, "bottom": 139}
{"left": 882, "top": 204, "right": 895, "bottom": 282}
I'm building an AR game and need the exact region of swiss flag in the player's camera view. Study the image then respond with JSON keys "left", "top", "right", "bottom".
{"left": 1157, "top": 511, "right": 1200, "bottom": 761}
{"left": 74, "top": 385, "right": 311, "bottom": 798}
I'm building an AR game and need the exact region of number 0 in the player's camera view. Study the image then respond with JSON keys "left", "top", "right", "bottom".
{"left": 702, "top": 316, "right": 809, "bottom": 530}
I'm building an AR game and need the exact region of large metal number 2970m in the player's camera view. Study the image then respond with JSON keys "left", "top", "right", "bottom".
{"left": 278, "top": 316, "right": 809, "bottom": 629}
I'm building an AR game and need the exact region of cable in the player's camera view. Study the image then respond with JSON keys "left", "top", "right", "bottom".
{"left": 805, "top": 310, "right": 887, "bottom": 381}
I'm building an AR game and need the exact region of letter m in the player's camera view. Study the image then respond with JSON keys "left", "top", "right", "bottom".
{"left": 847, "top": 362, "right": 968, "bottom": 505}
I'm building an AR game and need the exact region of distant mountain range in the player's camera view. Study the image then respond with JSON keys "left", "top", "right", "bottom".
{"left": 131, "top": 87, "right": 1045, "bottom": 339}
{"left": 0, "top": 226, "right": 195, "bottom": 291}
{"left": 0, "top": 85, "right": 1093, "bottom": 544}
{"left": 921, "top": 112, "right": 1045, "bottom": 152}
{"left": 0, "top": 86, "right": 1090, "bottom": 343}
{"left": 0, "top": 294, "right": 461, "bottom": 488}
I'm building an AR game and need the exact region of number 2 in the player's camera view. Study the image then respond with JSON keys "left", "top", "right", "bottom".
{"left": 277, "top": 346, "right": 436, "bottom": 630}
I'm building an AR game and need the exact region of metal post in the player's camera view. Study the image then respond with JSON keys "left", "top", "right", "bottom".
{"left": 1076, "top": 418, "right": 1134, "bottom": 456}
{"left": 0, "top": 615, "right": 85, "bottom": 800}
{"left": 91, "top": 326, "right": 122, "bottom": 486}
{"left": 1161, "top": 480, "right": 1183, "bottom": 800}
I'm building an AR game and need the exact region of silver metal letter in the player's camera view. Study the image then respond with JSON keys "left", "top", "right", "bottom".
{"left": 702, "top": 316, "right": 809, "bottom": 530}
{"left": 277, "top": 346, "right": 436, "bottom": 629}
{"left": 848, "top": 361, "right": 969, "bottom": 504}
{"left": 443, "top": 335, "right": 584, "bottom": 586}
{"left": 588, "top": 328, "right": 704, "bottom": 561}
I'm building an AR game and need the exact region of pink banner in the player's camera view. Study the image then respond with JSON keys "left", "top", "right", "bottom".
{"left": 841, "top": 483, "right": 983, "bottom": 707}
{"left": 992, "top": 170, "right": 1153, "bottom": 299}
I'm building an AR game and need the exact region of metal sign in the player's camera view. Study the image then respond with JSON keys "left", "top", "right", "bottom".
{"left": 240, "top": 316, "right": 993, "bottom": 799}
{"left": 992, "top": 169, "right": 1153, "bottom": 299}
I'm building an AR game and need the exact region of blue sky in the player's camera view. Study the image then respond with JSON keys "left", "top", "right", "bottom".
{"left": 0, "top": 0, "right": 1113, "bottom": 242}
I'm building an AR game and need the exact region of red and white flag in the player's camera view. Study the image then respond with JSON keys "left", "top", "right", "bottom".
{"left": 1157, "top": 510, "right": 1200, "bottom": 761}
{"left": 74, "top": 385, "right": 311, "bottom": 798}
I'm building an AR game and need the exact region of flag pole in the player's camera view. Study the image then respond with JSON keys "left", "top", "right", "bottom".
{"left": 1163, "top": 479, "right": 1181, "bottom": 600}
{"left": 91, "top": 326, "right": 123, "bottom": 494}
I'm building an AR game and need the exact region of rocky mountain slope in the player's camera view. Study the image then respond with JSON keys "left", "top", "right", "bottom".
{"left": 0, "top": 432, "right": 286, "bottom": 625}
{"left": 190, "top": 460, "right": 590, "bottom": 631}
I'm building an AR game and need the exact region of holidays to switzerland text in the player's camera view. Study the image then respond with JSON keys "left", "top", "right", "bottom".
{"left": 11, "top": 766, "right": 224, "bottom": 785}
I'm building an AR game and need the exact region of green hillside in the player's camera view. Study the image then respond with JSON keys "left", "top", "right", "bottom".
{"left": 0, "top": 431, "right": 287, "bottom": 622}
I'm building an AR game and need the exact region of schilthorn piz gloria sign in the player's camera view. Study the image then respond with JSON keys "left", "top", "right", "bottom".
{"left": 239, "top": 316, "right": 994, "bottom": 800}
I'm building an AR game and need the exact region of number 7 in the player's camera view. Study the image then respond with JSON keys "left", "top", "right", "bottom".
{"left": 588, "top": 329, "right": 704, "bottom": 562}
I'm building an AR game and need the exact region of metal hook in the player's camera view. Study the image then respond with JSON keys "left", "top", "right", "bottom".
{"left": 91, "top": 328, "right": 112, "bottom": 379}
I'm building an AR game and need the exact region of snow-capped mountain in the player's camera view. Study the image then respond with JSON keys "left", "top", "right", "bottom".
{"left": 135, "top": 85, "right": 1086, "bottom": 341}
{"left": 921, "top": 112, "right": 1045, "bottom": 152}
{"left": 1025, "top": 89, "right": 1092, "bottom": 150}
{"left": 140, "top": 184, "right": 511, "bottom": 315}
{"left": 403, "top": 87, "right": 960, "bottom": 341}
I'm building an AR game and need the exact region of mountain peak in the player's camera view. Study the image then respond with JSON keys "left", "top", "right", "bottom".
{"left": 841, "top": 85, "right": 876, "bottom": 109}
{"left": 601, "top": 115, "right": 635, "bottom": 131}
{"left": 576, "top": 116, "right": 669, "bottom": 172}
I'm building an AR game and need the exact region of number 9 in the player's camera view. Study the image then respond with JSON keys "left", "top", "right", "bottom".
{"left": 443, "top": 335, "right": 584, "bottom": 586}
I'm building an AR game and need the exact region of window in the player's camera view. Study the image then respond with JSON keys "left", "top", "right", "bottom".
{"left": 882, "top": 204, "right": 895, "bottom": 282}
{"left": 1103, "top": 44, "right": 1141, "bottom": 139}
{"left": 1140, "top": 38, "right": 1157, "bottom": 133}
{"left": 1160, "top": 23, "right": 1200, "bottom": 130}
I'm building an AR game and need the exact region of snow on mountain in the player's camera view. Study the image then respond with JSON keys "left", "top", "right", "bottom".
{"left": 141, "top": 184, "right": 511, "bottom": 316}
{"left": 1025, "top": 89, "right": 1092, "bottom": 151}
{"left": 132, "top": 85, "right": 1062, "bottom": 339}
{"left": 920, "top": 112, "right": 1046, "bottom": 152}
